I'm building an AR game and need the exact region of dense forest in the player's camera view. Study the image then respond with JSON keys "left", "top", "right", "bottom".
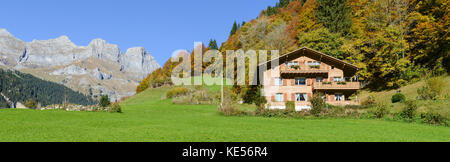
{"left": 138, "top": 0, "right": 448, "bottom": 95}
{"left": 0, "top": 69, "right": 96, "bottom": 108}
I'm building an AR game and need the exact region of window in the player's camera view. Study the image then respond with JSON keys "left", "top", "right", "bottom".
{"left": 275, "top": 93, "right": 284, "bottom": 102}
{"left": 307, "top": 61, "right": 320, "bottom": 66}
{"left": 331, "top": 66, "right": 335, "bottom": 69}
{"left": 274, "top": 77, "right": 282, "bottom": 86}
{"left": 334, "top": 77, "right": 342, "bottom": 82}
{"left": 344, "top": 77, "right": 351, "bottom": 82}
{"left": 316, "top": 77, "right": 323, "bottom": 82}
{"left": 335, "top": 94, "right": 343, "bottom": 101}
{"left": 293, "top": 61, "right": 299, "bottom": 66}
{"left": 295, "top": 93, "right": 307, "bottom": 101}
{"left": 295, "top": 77, "right": 306, "bottom": 85}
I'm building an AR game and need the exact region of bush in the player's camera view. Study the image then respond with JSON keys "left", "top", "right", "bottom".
{"left": 391, "top": 93, "right": 406, "bottom": 103}
{"left": 400, "top": 100, "right": 417, "bottom": 121}
{"left": 310, "top": 93, "right": 325, "bottom": 117}
{"left": 166, "top": 87, "right": 190, "bottom": 98}
{"left": 99, "top": 95, "right": 111, "bottom": 107}
{"left": 417, "top": 77, "right": 445, "bottom": 100}
{"left": 109, "top": 102, "right": 122, "bottom": 113}
{"left": 172, "top": 89, "right": 217, "bottom": 105}
{"left": 253, "top": 86, "right": 267, "bottom": 109}
{"left": 420, "top": 108, "right": 447, "bottom": 126}
{"left": 219, "top": 88, "right": 244, "bottom": 116}
{"left": 374, "top": 104, "right": 389, "bottom": 119}
{"left": 285, "top": 101, "right": 295, "bottom": 112}
{"left": 361, "top": 95, "right": 376, "bottom": 106}
{"left": 24, "top": 99, "right": 37, "bottom": 109}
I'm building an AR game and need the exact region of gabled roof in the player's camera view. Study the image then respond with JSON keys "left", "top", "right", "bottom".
{"left": 258, "top": 47, "right": 359, "bottom": 76}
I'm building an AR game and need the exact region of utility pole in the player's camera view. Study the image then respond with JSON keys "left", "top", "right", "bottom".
{"left": 220, "top": 73, "right": 223, "bottom": 111}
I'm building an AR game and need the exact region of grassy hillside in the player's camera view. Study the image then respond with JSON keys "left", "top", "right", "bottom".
{"left": 359, "top": 76, "right": 450, "bottom": 118}
{"left": 0, "top": 85, "right": 449, "bottom": 142}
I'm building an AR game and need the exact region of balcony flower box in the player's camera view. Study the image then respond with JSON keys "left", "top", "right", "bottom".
{"left": 322, "top": 81, "right": 332, "bottom": 85}
{"left": 290, "top": 65, "right": 300, "bottom": 70}
{"left": 337, "top": 81, "right": 347, "bottom": 85}
{"left": 309, "top": 65, "right": 320, "bottom": 69}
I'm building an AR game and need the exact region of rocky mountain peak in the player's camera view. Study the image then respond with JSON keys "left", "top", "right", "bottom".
{"left": 88, "top": 38, "right": 122, "bottom": 61}
{"left": 125, "top": 47, "right": 146, "bottom": 56}
{"left": 0, "top": 29, "right": 161, "bottom": 101}
{"left": 0, "top": 28, "right": 13, "bottom": 37}
{"left": 30, "top": 35, "right": 76, "bottom": 48}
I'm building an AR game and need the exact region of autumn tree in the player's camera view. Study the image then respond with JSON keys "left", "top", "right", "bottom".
{"left": 406, "top": 0, "right": 449, "bottom": 73}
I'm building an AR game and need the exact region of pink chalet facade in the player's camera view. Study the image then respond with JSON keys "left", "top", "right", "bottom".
{"left": 259, "top": 47, "right": 361, "bottom": 110}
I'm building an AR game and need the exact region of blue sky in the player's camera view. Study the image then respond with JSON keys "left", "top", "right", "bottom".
{"left": 0, "top": 0, "right": 278, "bottom": 65}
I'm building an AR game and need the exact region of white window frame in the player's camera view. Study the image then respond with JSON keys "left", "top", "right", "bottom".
{"left": 295, "top": 77, "right": 306, "bottom": 85}
{"left": 295, "top": 93, "right": 307, "bottom": 101}
{"left": 316, "top": 77, "right": 323, "bottom": 82}
{"left": 274, "top": 77, "right": 283, "bottom": 86}
{"left": 334, "top": 77, "right": 342, "bottom": 82}
{"left": 275, "top": 93, "right": 284, "bottom": 102}
{"left": 335, "top": 93, "right": 343, "bottom": 101}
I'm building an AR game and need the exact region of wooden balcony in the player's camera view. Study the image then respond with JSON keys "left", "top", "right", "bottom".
{"left": 313, "top": 82, "right": 360, "bottom": 90}
{"left": 280, "top": 65, "right": 328, "bottom": 74}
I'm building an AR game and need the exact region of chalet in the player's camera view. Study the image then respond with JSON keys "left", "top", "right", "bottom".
{"left": 259, "top": 47, "right": 361, "bottom": 110}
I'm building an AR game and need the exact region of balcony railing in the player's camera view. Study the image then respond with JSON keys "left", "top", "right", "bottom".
{"left": 313, "top": 82, "right": 360, "bottom": 90}
{"left": 280, "top": 65, "right": 328, "bottom": 74}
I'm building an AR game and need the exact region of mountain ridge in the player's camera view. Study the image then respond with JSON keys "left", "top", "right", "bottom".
{"left": 0, "top": 28, "right": 161, "bottom": 101}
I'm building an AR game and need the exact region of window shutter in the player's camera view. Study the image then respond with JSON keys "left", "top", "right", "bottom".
{"left": 271, "top": 95, "right": 275, "bottom": 102}
{"left": 283, "top": 93, "right": 287, "bottom": 102}
{"left": 291, "top": 93, "right": 295, "bottom": 101}
{"left": 306, "top": 78, "right": 311, "bottom": 86}
{"left": 283, "top": 79, "right": 287, "bottom": 86}
{"left": 307, "top": 93, "right": 312, "bottom": 101}
{"left": 291, "top": 79, "right": 295, "bottom": 86}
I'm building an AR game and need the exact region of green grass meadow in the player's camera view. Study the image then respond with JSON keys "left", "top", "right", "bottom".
{"left": 0, "top": 86, "right": 449, "bottom": 142}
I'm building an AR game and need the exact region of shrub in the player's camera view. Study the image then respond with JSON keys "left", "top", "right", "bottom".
{"left": 310, "top": 93, "right": 325, "bottom": 117}
{"left": 417, "top": 77, "right": 445, "bottom": 100}
{"left": 285, "top": 101, "right": 295, "bottom": 112}
{"left": 391, "top": 93, "right": 406, "bottom": 103}
{"left": 420, "top": 108, "right": 447, "bottom": 126}
{"left": 400, "top": 100, "right": 417, "bottom": 121}
{"left": 417, "top": 86, "right": 434, "bottom": 100}
{"left": 24, "top": 99, "right": 37, "bottom": 109}
{"left": 374, "top": 104, "right": 389, "bottom": 119}
{"left": 99, "top": 95, "right": 111, "bottom": 108}
{"left": 253, "top": 86, "right": 267, "bottom": 109}
{"left": 166, "top": 87, "right": 190, "bottom": 98}
{"left": 173, "top": 89, "right": 217, "bottom": 105}
{"left": 361, "top": 95, "right": 376, "bottom": 106}
{"left": 109, "top": 102, "right": 122, "bottom": 113}
{"left": 219, "top": 88, "right": 243, "bottom": 116}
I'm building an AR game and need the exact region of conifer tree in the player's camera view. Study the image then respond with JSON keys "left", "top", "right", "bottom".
{"left": 208, "top": 39, "right": 218, "bottom": 50}
{"left": 315, "top": 0, "right": 352, "bottom": 36}
{"left": 230, "top": 21, "right": 238, "bottom": 36}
